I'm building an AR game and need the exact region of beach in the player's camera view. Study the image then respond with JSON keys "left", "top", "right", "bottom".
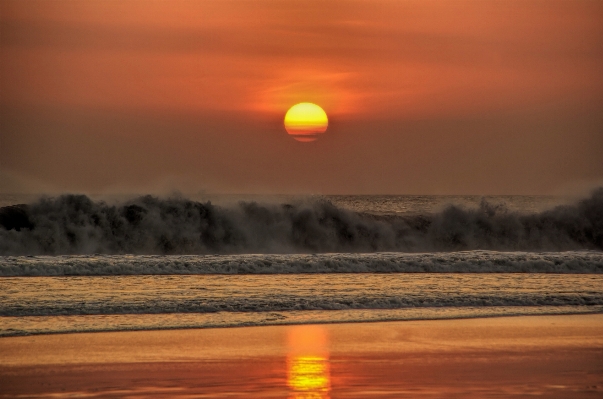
{"left": 2, "top": 314, "right": 602, "bottom": 398}
{"left": 2, "top": 0, "right": 602, "bottom": 396}
{"left": 1, "top": 194, "right": 602, "bottom": 398}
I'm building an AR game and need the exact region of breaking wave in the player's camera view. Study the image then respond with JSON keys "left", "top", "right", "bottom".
{"left": 1, "top": 188, "right": 602, "bottom": 255}
{"left": 1, "top": 251, "right": 602, "bottom": 276}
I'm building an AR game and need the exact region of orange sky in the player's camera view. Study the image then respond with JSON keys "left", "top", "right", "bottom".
{"left": 1, "top": 0, "right": 602, "bottom": 194}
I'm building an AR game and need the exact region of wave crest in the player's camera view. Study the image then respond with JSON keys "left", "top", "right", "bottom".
{"left": 0, "top": 189, "right": 602, "bottom": 255}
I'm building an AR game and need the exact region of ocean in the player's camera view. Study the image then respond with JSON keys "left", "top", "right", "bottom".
{"left": 1, "top": 192, "right": 602, "bottom": 336}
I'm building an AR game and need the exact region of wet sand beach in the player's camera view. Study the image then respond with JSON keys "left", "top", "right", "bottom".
{"left": 1, "top": 314, "right": 602, "bottom": 398}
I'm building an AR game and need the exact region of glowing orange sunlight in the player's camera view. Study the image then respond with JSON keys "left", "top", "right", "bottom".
{"left": 284, "top": 103, "right": 329, "bottom": 142}
{"left": 287, "top": 325, "right": 331, "bottom": 398}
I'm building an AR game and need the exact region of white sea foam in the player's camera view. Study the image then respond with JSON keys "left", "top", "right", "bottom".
{"left": 0, "top": 251, "right": 601, "bottom": 276}
{"left": 2, "top": 273, "right": 602, "bottom": 317}
{"left": 2, "top": 272, "right": 601, "bottom": 336}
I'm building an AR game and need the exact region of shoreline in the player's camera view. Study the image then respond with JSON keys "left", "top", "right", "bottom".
{"left": 2, "top": 307, "right": 603, "bottom": 338}
{"left": 2, "top": 314, "right": 602, "bottom": 397}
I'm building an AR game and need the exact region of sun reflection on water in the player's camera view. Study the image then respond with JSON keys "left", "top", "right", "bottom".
{"left": 287, "top": 325, "right": 330, "bottom": 399}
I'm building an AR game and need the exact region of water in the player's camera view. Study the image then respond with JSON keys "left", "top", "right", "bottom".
{"left": 326, "top": 194, "right": 567, "bottom": 215}
{"left": 0, "top": 193, "right": 565, "bottom": 215}
{"left": 1, "top": 191, "right": 601, "bottom": 255}
{"left": 1, "top": 192, "right": 602, "bottom": 337}
{"left": 1, "top": 273, "right": 602, "bottom": 336}
{"left": 1, "top": 251, "right": 602, "bottom": 276}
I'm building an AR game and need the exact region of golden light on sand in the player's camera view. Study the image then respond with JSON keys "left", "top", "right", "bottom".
{"left": 284, "top": 103, "right": 328, "bottom": 142}
{"left": 287, "top": 325, "right": 330, "bottom": 398}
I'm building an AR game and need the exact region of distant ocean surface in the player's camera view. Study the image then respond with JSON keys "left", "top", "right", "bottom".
{"left": 1, "top": 192, "right": 602, "bottom": 336}
{"left": 0, "top": 193, "right": 569, "bottom": 214}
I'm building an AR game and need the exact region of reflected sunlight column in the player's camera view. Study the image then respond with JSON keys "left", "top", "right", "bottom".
{"left": 287, "top": 325, "right": 331, "bottom": 399}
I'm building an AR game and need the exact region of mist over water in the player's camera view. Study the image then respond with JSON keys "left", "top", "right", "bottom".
{"left": 0, "top": 189, "right": 601, "bottom": 255}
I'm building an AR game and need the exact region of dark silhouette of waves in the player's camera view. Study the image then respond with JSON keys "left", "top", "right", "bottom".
{"left": 1, "top": 188, "right": 602, "bottom": 256}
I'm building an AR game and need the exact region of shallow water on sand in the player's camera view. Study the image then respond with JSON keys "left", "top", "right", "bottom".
{"left": 2, "top": 273, "right": 602, "bottom": 336}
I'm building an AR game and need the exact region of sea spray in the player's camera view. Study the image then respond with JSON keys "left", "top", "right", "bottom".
{"left": 1, "top": 188, "right": 602, "bottom": 255}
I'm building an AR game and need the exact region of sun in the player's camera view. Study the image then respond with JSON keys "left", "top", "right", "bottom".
{"left": 284, "top": 103, "right": 328, "bottom": 142}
